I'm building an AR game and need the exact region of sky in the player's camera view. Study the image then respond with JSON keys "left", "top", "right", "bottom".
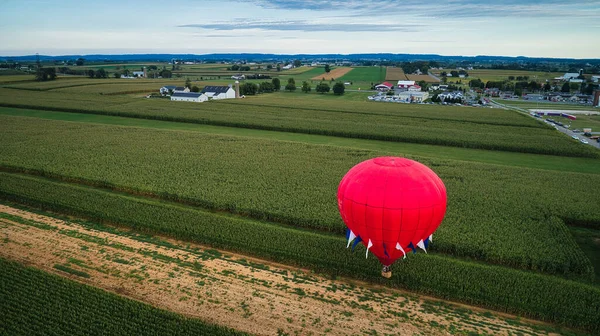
{"left": 1, "top": 0, "right": 599, "bottom": 58}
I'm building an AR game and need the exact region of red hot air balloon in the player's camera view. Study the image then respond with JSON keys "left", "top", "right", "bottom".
{"left": 337, "top": 157, "right": 447, "bottom": 277}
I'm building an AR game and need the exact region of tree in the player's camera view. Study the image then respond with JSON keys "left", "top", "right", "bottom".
{"left": 514, "top": 88, "right": 523, "bottom": 96}
{"left": 508, "top": 76, "right": 515, "bottom": 81}
{"left": 35, "top": 67, "right": 56, "bottom": 81}
{"left": 301, "top": 81, "right": 311, "bottom": 93}
{"left": 332, "top": 82, "right": 345, "bottom": 95}
{"left": 285, "top": 82, "right": 296, "bottom": 92}
{"left": 185, "top": 78, "right": 192, "bottom": 89}
{"left": 87, "top": 69, "right": 95, "bottom": 78}
{"left": 113, "top": 72, "right": 121, "bottom": 79}
{"left": 75, "top": 58, "right": 85, "bottom": 66}
{"left": 293, "top": 60, "right": 302, "bottom": 68}
{"left": 160, "top": 69, "right": 172, "bottom": 78}
{"left": 287, "top": 78, "right": 295, "bottom": 85}
{"left": 259, "top": 81, "right": 274, "bottom": 93}
{"left": 569, "top": 82, "right": 580, "bottom": 91}
{"left": 561, "top": 82, "right": 571, "bottom": 93}
{"left": 543, "top": 82, "right": 552, "bottom": 91}
{"left": 272, "top": 78, "right": 281, "bottom": 91}
{"left": 267, "top": 64, "right": 273, "bottom": 70}
{"left": 240, "top": 82, "right": 258, "bottom": 95}
{"left": 316, "top": 82, "right": 330, "bottom": 94}
{"left": 450, "top": 70, "right": 459, "bottom": 78}
{"left": 324, "top": 64, "right": 331, "bottom": 73}
{"left": 191, "top": 85, "right": 200, "bottom": 92}
{"left": 95, "top": 68, "right": 107, "bottom": 78}
{"left": 276, "top": 64, "right": 281, "bottom": 72}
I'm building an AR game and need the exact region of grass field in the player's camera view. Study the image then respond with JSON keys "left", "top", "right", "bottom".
{"left": 337, "top": 66, "right": 386, "bottom": 83}
{"left": 1, "top": 77, "right": 600, "bottom": 334}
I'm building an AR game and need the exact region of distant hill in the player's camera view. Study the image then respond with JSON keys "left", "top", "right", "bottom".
{"left": 2, "top": 53, "right": 598, "bottom": 63}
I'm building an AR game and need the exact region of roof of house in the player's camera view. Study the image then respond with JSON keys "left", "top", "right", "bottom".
{"left": 174, "top": 87, "right": 186, "bottom": 91}
{"left": 376, "top": 82, "right": 393, "bottom": 88}
{"left": 172, "top": 92, "right": 203, "bottom": 98}
{"left": 397, "top": 80, "right": 416, "bottom": 86}
{"left": 201, "top": 86, "right": 232, "bottom": 94}
{"left": 161, "top": 85, "right": 177, "bottom": 90}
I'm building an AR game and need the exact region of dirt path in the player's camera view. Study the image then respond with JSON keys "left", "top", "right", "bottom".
{"left": 311, "top": 67, "right": 353, "bottom": 81}
{"left": 0, "top": 205, "right": 562, "bottom": 336}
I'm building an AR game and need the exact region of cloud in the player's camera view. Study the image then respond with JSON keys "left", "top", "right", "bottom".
{"left": 247, "top": 0, "right": 600, "bottom": 19}
{"left": 180, "top": 19, "right": 424, "bottom": 32}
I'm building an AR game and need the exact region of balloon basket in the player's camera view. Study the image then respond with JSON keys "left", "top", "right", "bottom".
{"left": 381, "top": 270, "right": 392, "bottom": 278}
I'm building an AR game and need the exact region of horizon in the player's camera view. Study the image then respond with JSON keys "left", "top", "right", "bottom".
{"left": 1, "top": 0, "right": 599, "bottom": 59}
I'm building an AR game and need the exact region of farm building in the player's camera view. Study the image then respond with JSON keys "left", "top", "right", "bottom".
{"left": 375, "top": 82, "right": 393, "bottom": 91}
{"left": 160, "top": 85, "right": 177, "bottom": 95}
{"left": 201, "top": 86, "right": 236, "bottom": 100}
{"left": 397, "top": 80, "right": 416, "bottom": 89}
{"left": 407, "top": 85, "right": 421, "bottom": 92}
{"left": 170, "top": 92, "right": 208, "bottom": 103}
{"left": 397, "top": 91, "right": 429, "bottom": 103}
{"left": 173, "top": 87, "right": 190, "bottom": 93}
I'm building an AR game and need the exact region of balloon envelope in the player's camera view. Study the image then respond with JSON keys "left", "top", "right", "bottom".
{"left": 337, "top": 157, "right": 447, "bottom": 266}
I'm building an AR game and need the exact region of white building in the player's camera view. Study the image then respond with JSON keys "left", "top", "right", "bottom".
{"left": 592, "top": 76, "right": 600, "bottom": 83}
{"left": 397, "top": 91, "right": 429, "bottom": 103}
{"left": 160, "top": 85, "right": 177, "bottom": 95}
{"left": 397, "top": 80, "right": 416, "bottom": 89}
{"left": 201, "top": 86, "right": 236, "bottom": 100}
{"left": 170, "top": 92, "right": 208, "bottom": 103}
{"left": 173, "top": 86, "right": 190, "bottom": 93}
{"left": 407, "top": 85, "right": 421, "bottom": 92}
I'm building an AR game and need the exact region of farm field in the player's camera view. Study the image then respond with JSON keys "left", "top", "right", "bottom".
{"left": 1, "top": 77, "right": 600, "bottom": 335}
{"left": 3, "top": 107, "right": 598, "bottom": 174}
{"left": 1, "top": 114, "right": 598, "bottom": 277}
{"left": 310, "top": 67, "right": 353, "bottom": 81}
{"left": 385, "top": 66, "right": 408, "bottom": 81}
{"left": 0, "top": 204, "right": 580, "bottom": 336}
{"left": 406, "top": 74, "right": 440, "bottom": 83}
{"left": 433, "top": 69, "right": 564, "bottom": 83}
{"left": 0, "top": 257, "right": 246, "bottom": 336}
{"left": 2, "top": 88, "right": 597, "bottom": 158}
{"left": 337, "top": 66, "right": 386, "bottom": 83}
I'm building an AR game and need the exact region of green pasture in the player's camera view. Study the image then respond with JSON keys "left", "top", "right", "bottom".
{"left": 337, "top": 66, "right": 385, "bottom": 83}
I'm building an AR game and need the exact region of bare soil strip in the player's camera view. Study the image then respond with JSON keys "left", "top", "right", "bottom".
{"left": 0, "top": 205, "right": 559, "bottom": 336}
{"left": 311, "top": 67, "right": 353, "bottom": 81}
{"left": 406, "top": 75, "right": 441, "bottom": 83}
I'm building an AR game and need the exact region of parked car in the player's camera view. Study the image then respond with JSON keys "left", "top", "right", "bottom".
{"left": 572, "top": 135, "right": 579, "bottom": 140}
{"left": 580, "top": 139, "right": 588, "bottom": 144}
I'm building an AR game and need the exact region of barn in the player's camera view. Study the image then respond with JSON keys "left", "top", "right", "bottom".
{"left": 201, "top": 86, "right": 236, "bottom": 100}
{"left": 170, "top": 92, "right": 208, "bottom": 103}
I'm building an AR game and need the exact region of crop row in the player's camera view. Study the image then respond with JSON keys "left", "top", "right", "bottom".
{"left": 0, "top": 89, "right": 596, "bottom": 158}
{"left": 0, "top": 258, "right": 247, "bottom": 336}
{"left": 0, "top": 115, "right": 596, "bottom": 277}
{"left": 0, "top": 174, "right": 598, "bottom": 333}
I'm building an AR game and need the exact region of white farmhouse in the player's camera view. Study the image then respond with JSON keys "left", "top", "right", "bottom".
{"left": 170, "top": 92, "right": 208, "bottom": 103}
{"left": 201, "top": 85, "right": 236, "bottom": 100}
